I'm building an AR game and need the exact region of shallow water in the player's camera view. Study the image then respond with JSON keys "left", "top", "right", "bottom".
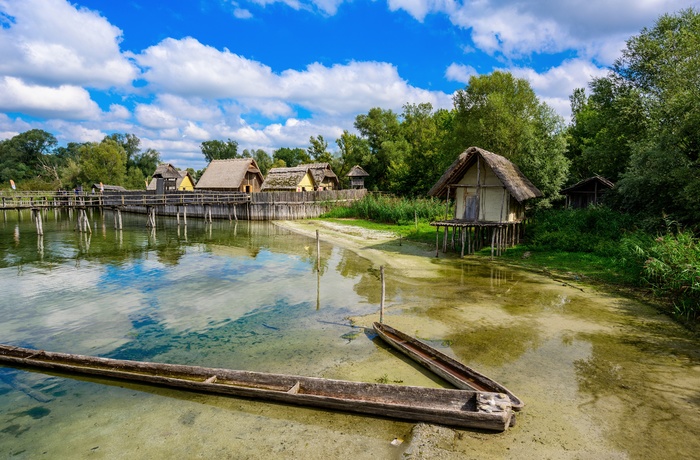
{"left": 0, "top": 209, "right": 698, "bottom": 459}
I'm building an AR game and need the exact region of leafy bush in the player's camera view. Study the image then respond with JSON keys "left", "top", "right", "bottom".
{"left": 323, "top": 194, "right": 447, "bottom": 225}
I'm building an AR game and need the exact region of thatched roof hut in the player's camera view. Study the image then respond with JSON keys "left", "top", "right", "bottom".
{"left": 561, "top": 176, "right": 614, "bottom": 208}
{"left": 261, "top": 166, "right": 317, "bottom": 192}
{"left": 195, "top": 158, "right": 264, "bottom": 193}
{"left": 347, "top": 165, "right": 369, "bottom": 189}
{"left": 429, "top": 146, "right": 541, "bottom": 223}
{"left": 149, "top": 163, "right": 181, "bottom": 192}
{"left": 304, "top": 163, "right": 339, "bottom": 190}
{"left": 147, "top": 168, "right": 195, "bottom": 191}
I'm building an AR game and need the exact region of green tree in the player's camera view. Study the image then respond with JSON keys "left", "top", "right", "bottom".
{"left": 201, "top": 139, "right": 239, "bottom": 162}
{"left": 252, "top": 149, "right": 272, "bottom": 176}
{"left": 308, "top": 135, "right": 333, "bottom": 163}
{"left": 0, "top": 129, "right": 57, "bottom": 184}
{"left": 134, "top": 148, "right": 161, "bottom": 177}
{"left": 354, "top": 108, "right": 403, "bottom": 191}
{"left": 605, "top": 9, "right": 700, "bottom": 225}
{"left": 451, "top": 71, "right": 569, "bottom": 206}
{"left": 124, "top": 166, "right": 147, "bottom": 190}
{"left": 78, "top": 139, "right": 127, "bottom": 186}
{"left": 335, "top": 130, "right": 370, "bottom": 188}
{"left": 272, "top": 147, "right": 310, "bottom": 168}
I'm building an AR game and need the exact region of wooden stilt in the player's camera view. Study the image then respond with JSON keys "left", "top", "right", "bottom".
{"left": 379, "top": 265, "right": 385, "bottom": 324}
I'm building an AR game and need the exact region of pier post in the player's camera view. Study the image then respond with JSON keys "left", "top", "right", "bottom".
{"left": 380, "top": 265, "right": 385, "bottom": 324}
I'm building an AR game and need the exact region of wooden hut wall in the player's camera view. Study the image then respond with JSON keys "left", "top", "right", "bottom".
{"left": 454, "top": 161, "right": 516, "bottom": 223}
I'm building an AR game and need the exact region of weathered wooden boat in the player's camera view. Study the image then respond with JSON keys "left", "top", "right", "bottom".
{"left": 373, "top": 322, "right": 524, "bottom": 411}
{"left": 0, "top": 344, "right": 514, "bottom": 431}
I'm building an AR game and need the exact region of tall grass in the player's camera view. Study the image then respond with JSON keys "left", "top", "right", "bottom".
{"left": 322, "top": 194, "right": 447, "bottom": 225}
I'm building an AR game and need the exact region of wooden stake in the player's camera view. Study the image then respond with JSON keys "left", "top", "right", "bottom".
{"left": 380, "top": 265, "right": 385, "bottom": 324}
{"left": 316, "top": 229, "right": 321, "bottom": 272}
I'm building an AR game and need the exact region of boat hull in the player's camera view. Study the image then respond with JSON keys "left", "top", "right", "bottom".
{"left": 0, "top": 344, "right": 513, "bottom": 432}
{"left": 373, "top": 322, "right": 524, "bottom": 411}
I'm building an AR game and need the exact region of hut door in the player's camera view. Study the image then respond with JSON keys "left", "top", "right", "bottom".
{"left": 463, "top": 195, "right": 478, "bottom": 221}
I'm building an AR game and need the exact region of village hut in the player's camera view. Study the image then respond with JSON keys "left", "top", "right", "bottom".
{"left": 303, "top": 163, "right": 339, "bottom": 190}
{"left": 261, "top": 166, "right": 317, "bottom": 192}
{"left": 428, "top": 146, "right": 542, "bottom": 257}
{"left": 147, "top": 169, "right": 195, "bottom": 191}
{"left": 347, "top": 165, "right": 369, "bottom": 189}
{"left": 561, "top": 175, "right": 614, "bottom": 209}
{"left": 194, "top": 158, "right": 264, "bottom": 193}
{"left": 91, "top": 183, "right": 126, "bottom": 193}
{"left": 149, "top": 163, "right": 181, "bottom": 193}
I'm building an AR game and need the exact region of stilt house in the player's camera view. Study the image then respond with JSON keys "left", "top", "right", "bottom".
{"left": 147, "top": 169, "right": 195, "bottom": 191}
{"left": 347, "top": 165, "right": 369, "bottom": 189}
{"left": 195, "top": 158, "right": 264, "bottom": 193}
{"left": 428, "top": 146, "right": 542, "bottom": 256}
{"left": 149, "top": 163, "right": 181, "bottom": 193}
{"left": 561, "top": 176, "right": 613, "bottom": 208}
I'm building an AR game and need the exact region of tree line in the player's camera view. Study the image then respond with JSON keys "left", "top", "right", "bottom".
{"left": 0, "top": 9, "right": 696, "bottom": 228}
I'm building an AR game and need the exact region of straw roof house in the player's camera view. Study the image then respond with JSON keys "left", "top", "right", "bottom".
{"left": 147, "top": 166, "right": 195, "bottom": 191}
{"left": 261, "top": 166, "right": 317, "bottom": 192}
{"left": 304, "top": 163, "right": 339, "bottom": 190}
{"left": 429, "top": 146, "right": 542, "bottom": 223}
{"left": 561, "top": 176, "right": 614, "bottom": 209}
{"left": 195, "top": 158, "right": 264, "bottom": 192}
{"left": 347, "top": 165, "right": 369, "bottom": 189}
{"left": 148, "top": 163, "right": 181, "bottom": 192}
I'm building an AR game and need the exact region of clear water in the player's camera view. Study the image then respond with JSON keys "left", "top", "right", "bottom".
{"left": 0, "top": 209, "right": 698, "bottom": 459}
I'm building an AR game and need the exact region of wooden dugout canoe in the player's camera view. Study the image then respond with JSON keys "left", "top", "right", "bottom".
{"left": 373, "top": 322, "right": 524, "bottom": 411}
{"left": 0, "top": 344, "right": 514, "bottom": 432}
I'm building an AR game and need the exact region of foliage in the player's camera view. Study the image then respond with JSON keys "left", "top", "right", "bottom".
{"left": 568, "top": 9, "right": 700, "bottom": 227}
{"left": 201, "top": 139, "right": 239, "bottom": 162}
{"left": 633, "top": 224, "right": 700, "bottom": 320}
{"left": 451, "top": 71, "right": 569, "bottom": 206}
{"left": 307, "top": 135, "right": 333, "bottom": 163}
{"left": 273, "top": 147, "right": 310, "bottom": 168}
{"left": 0, "top": 129, "right": 58, "bottom": 184}
{"left": 322, "top": 194, "right": 446, "bottom": 225}
{"left": 78, "top": 139, "right": 127, "bottom": 186}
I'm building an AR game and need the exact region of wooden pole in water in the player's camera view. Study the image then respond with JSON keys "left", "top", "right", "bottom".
{"left": 380, "top": 265, "right": 385, "bottom": 324}
{"left": 435, "top": 226, "right": 440, "bottom": 257}
{"left": 316, "top": 229, "right": 320, "bottom": 272}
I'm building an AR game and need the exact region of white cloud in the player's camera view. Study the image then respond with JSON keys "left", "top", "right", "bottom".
{"left": 506, "top": 58, "right": 609, "bottom": 119}
{"left": 134, "top": 104, "right": 181, "bottom": 129}
{"left": 445, "top": 63, "right": 477, "bottom": 84}
{"left": 0, "top": 0, "right": 138, "bottom": 88}
{"left": 0, "top": 77, "right": 101, "bottom": 119}
{"left": 233, "top": 8, "right": 253, "bottom": 19}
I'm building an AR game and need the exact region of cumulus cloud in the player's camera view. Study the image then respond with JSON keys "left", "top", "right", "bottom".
{"left": 506, "top": 59, "right": 609, "bottom": 119}
{"left": 445, "top": 63, "right": 477, "bottom": 84}
{"left": 0, "top": 0, "right": 138, "bottom": 88}
{"left": 0, "top": 77, "right": 101, "bottom": 119}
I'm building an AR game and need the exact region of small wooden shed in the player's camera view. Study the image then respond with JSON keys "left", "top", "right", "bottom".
{"left": 561, "top": 176, "right": 613, "bottom": 208}
{"left": 195, "top": 158, "right": 264, "bottom": 193}
{"left": 429, "top": 146, "right": 542, "bottom": 256}
{"left": 347, "top": 165, "right": 369, "bottom": 189}
{"left": 261, "top": 166, "right": 316, "bottom": 192}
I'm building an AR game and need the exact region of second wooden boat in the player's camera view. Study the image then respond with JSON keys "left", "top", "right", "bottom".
{"left": 373, "top": 322, "right": 524, "bottom": 411}
{"left": 0, "top": 344, "right": 514, "bottom": 431}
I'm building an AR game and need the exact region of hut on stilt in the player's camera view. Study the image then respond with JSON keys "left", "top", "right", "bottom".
{"left": 428, "top": 146, "right": 542, "bottom": 257}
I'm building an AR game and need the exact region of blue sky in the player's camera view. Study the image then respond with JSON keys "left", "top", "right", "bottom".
{"left": 0, "top": 0, "right": 697, "bottom": 171}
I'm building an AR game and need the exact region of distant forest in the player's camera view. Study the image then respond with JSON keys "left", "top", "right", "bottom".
{"left": 1, "top": 9, "right": 698, "bottom": 229}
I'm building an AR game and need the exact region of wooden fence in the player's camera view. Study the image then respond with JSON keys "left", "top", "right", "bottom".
{"left": 0, "top": 189, "right": 367, "bottom": 221}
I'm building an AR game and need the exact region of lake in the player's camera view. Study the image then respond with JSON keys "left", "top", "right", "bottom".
{"left": 0, "top": 208, "right": 698, "bottom": 459}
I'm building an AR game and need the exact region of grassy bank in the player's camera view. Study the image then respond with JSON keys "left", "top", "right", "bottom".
{"left": 322, "top": 199, "right": 699, "bottom": 324}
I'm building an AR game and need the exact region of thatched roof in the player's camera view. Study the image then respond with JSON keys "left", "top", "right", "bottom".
{"left": 147, "top": 169, "right": 195, "bottom": 190}
{"left": 92, "top": 183, "right": 126, "bottom": 192}
{"left": 300, "top": 163, "right": 338, "bottom": 186}
{"left": 195, "top": 158, "right": 263, "bottom": 190}
{"left": 151, "top": 163, "right": 181, "bottom": 180}
{"left": 347, "top": 165, "right": 369, "bottom": 177}
{"left": 428, "top": 146, "right": 542, "bottom": 202}
{"left": 261, "top": 166, "right": 316, "bottom": 191}
{"left": 561, "top": 175, "right": 614, "bottom": 194}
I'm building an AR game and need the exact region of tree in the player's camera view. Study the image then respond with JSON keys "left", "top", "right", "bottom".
{"left": 106, "top": 133, "right": 140, "bottom": 167}
{"left": 272, "top": 147, "right": 310, "bottom": 168}
{"left": 451, "top": 71, "right": 569, "bottom": 206}
{"left": 134, "top": 148, "right": 161, "bottom": 177}
{"left": 308, "top": 135, "right": 333, "bottom": 163}
{"left": 252, "top": 149, "right": 272, "bottom": 176}
{"left": 201, "top": 139, "right": 239, "bottom": 162}
{"left": 335, "top": 130, "right": 370, "bottom": 188}
{"left": 78, "top": 139, "right": 127, "bottom": 186}
{"left": 354, "top": 108, "right": 403, "bottom": 191}
{"left": 0, "top": 129, "right": 57, "bottom": 183}
{"left": 602, "top": 9, "right": 700, "bottom": 225}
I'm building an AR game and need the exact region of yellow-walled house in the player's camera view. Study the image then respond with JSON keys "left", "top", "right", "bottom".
{"left": 261, "top": 166, "right": 317, "bottom": 192}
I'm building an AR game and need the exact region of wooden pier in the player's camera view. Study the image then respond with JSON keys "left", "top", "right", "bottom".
{"left": 431, "top": 220, "right": 522, "bottom": 258}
